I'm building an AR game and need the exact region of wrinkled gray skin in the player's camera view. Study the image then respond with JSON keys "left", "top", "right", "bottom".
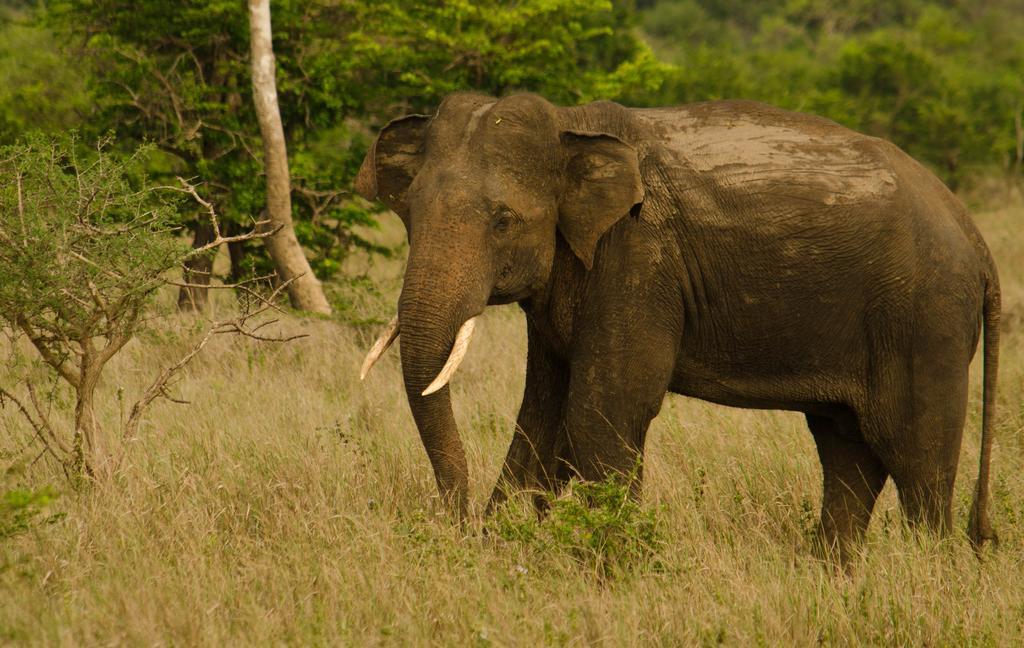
{"left": 355, "top": 93, "right": 1000, "bottom": 559}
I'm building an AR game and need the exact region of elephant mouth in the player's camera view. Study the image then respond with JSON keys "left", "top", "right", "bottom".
{"left": 487, "top": 289, "right": 531, "bottom": 306}
{"left": 360, "top": 313, "right": 479, "bottom": 395}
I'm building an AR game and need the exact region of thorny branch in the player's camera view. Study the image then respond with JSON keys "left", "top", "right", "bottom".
{"left": 166, "top": 272, "right": 285, "bottom": 313}
{"left": 25, "top": 381, "right": 71, "bottom": 456}
{"left": 0, "top": 383, "right": 71, "bottom": 481}
{"left": 171, "top": 176, "right": 281, "bottom": 254}
{"left": 0, "top": 388, "right": 46, "bottom": 450}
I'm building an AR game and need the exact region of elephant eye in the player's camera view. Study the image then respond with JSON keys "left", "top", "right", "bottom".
{"left": 493, "top": 207, "right": 516, "bottom": 234}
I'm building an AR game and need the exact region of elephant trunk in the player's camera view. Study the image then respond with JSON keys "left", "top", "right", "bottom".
{"left": 397, "top": 250, "right": 491, "bottom": 516}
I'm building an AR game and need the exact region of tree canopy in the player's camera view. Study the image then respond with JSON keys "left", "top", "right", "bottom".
{"left": 1, "top": 0, "right": 668, "bottom": 288}
{"left": 0, "top": 0, "right": 1020, "bottom": 287}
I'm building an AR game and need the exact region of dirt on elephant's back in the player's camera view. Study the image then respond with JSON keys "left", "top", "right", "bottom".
{"left": 643, "top": 101, "right": 900, "bottom": 206}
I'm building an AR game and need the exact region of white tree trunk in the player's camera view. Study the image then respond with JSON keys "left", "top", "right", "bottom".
{"left": 248, "top": 0, "right": 332, "bottom": 314}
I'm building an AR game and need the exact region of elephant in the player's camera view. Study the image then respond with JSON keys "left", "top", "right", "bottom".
{"left": 355, "top": 92, "right": 1000, "bottom": 559}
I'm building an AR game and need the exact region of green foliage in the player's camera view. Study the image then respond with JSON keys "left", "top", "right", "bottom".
{"left": 0, "top": 134, "right": 185, "bottom": 344}
{"left": 0, "top": 486, "right": 59, "bottom": 541}
{"left": 2, "top": 0, "right": 1018, "bottom": 287}
{"left": 346, "top": 0, "right": 670, "bottom": 109}
{"left": 0, "top": 133, "right": 205, "bottom": 476}
{"left": 490, "top": 474, "right": 665, "bottom": 579}
{"left": 39, "top": 1, "right": 379, "bottom": 281}
{"left": 0, "top": 12, "right": 89, "bottom": 144}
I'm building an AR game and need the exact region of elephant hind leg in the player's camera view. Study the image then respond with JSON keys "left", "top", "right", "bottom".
{"left": 892, "top": 471, "right": 956, "bottom": 534}
{"left": 884, "top": 401, "right": 966, "bottom": 537}
{"left": 870, "top": 345, "right": 970, "bottom": 537}
{"left": 807, "top": 414, "right": 889, "bottom": 563}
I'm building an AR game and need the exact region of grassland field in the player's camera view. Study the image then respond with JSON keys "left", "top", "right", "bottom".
{"left": 1, "top": 190, "right": 1023, "bottom": 646}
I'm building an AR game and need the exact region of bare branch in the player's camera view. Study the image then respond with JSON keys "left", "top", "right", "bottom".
{"left": 165, "top": 272, "right": 277, "bottom": 291}
{"left": 172, "top": 177, "right": 281, "bottom": 260}
{"left": 0, "top": 385, "right": 69, "bottom": 462}
{"left": 95, "top": 328, "right": 132, "bottom": 369}
{"left": 0, "top": 388, "right": 42, "bottom": 437}
{"left": 213, "top": 319, "right": 309, "bottom": 344}
{"left": 26, "top": 381, "right": 72, "bottom": 455}
{"left": 189, "top": 223, "right": 279, "bottom": 254}
{"left": 123, "top": 285, "right": 303, "bottom": 438}
{"left": 176, "top": 176, "right": 221, "bottom": 238}
{"left": 123, "top": 325, "right": 218, "bottom": 439}
{"left": 158, "top": 386, "right": 191, "bottom": 406}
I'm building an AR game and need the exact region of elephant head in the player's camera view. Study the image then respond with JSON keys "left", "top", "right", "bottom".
{"left": 355, "top": 93, "right": 644, "bottom": 514}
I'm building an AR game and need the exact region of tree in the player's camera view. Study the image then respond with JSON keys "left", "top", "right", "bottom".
{"left": 248, "top": 0, "right": 331, "bottom": 314}
{"left": 0, "top": 134, "right": 290, "bottom": 478}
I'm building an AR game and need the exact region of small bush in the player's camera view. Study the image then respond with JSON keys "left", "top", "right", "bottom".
{"left": 0, "top": 486, "right": 59, "bottom": 541}
{"left": 490, "top": 474, "right": 665, "bottom": 579}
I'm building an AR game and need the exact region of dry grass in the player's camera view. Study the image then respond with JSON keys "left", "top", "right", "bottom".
{"left": 2, "top": 195, "right": 1024, "bottom": 646}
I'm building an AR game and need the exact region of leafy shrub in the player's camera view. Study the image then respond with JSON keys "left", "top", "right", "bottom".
{"left": 490, "top": 474, "right": 665, "bottom": 579}
{"left": 0, "top": 133, "right": 286, "bottom": 480}
{"left": 0, "top": 134, "right": 185, "bottom": 476}
{"left": 0, "top": 486, "right": 59, "bottom": 541}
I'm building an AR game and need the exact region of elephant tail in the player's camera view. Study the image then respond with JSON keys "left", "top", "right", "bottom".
{"left": 968, "top": 272, "right": 1000, "bottom": 552}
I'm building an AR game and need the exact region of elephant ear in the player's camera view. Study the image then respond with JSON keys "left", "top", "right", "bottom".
{"left": 355, "top": 114, "right": 431, "bottom": 217}
{"left": 558, "top": 130, "right": 644, "bottom": 269}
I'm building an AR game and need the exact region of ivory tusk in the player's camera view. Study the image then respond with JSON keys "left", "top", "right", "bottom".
{"left": 422, "top": 317, "right": 478, "bottom": 396}
{"left": 360, "top": 315, "right": 400, "bottom": 380}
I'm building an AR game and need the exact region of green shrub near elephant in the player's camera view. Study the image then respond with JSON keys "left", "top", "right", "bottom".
{"left": 357, "top": 92, "right": 999, "bottom": 562}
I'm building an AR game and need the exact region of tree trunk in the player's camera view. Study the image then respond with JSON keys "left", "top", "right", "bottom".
{"left": 74, "top": 357, "right": 106, "bottom": 480}
{"left": 227, "top": 234, "right": 247, "bottom": 283}
{"left": 177, "top": 220, "right": 217, "bottom": 311}
{"left": 247, "top": 0, "right": 332, "bottom": 314}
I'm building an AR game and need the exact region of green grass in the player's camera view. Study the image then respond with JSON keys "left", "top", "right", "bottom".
{"left": 2, "top": 194, "right": 1024, "bottom": 645}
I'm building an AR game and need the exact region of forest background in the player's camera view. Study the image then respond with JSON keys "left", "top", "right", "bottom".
{"left": 2, "top": 0, "right": 1020, "bottom": 296}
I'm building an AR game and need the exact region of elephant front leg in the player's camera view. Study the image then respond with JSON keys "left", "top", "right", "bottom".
{"left": 487, "top": 322, "right": 570, "bottom": 514}
{"left": 561, "top": 322, "right": 680, "bottom": 495}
